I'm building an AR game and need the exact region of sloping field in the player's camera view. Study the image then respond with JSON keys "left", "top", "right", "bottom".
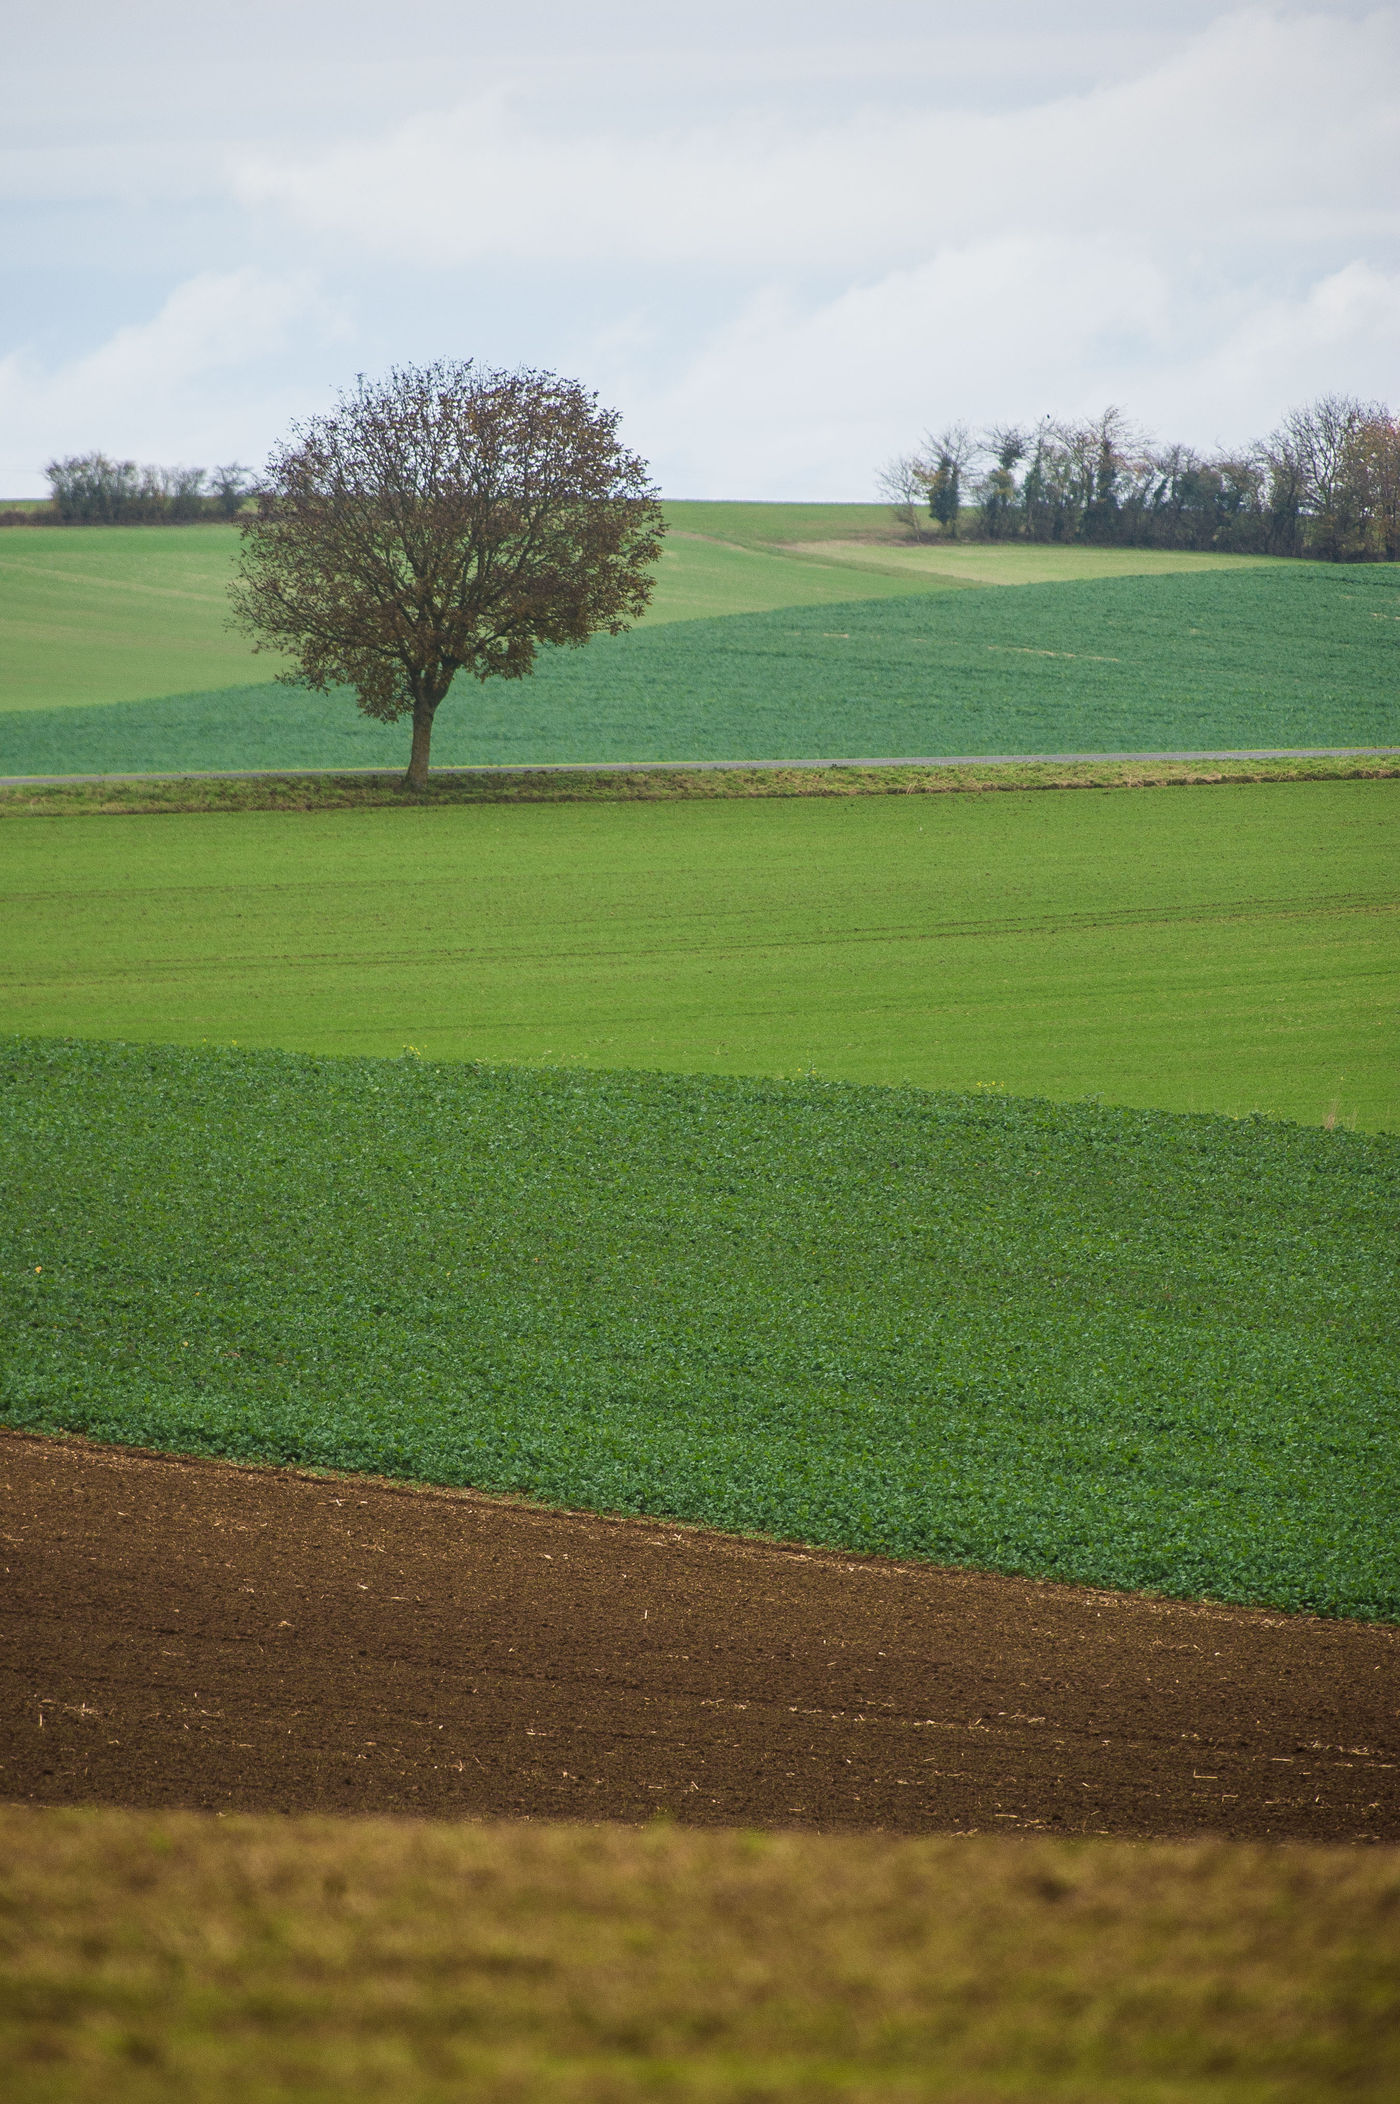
{"left": 632, "top": 523, "right": 965, "bottom": 622}
{"left": 5, "top": 1037, "right": 1396, "bottom": 1618}
{"left": 666, "top": 500, "right": 1277, "bottom": 570}
{"left": 4, "top": 564, "right": 1394, "bottom": 775}
{"left": 6, "top": 507, "right": 1395, "bottom": 2103}
{"left": 665, "top": 500, "right": 911, "bottom": 545}
{"left": 780, "top": 538, "right": 1280, "bottom": 588}
{"left": 4, "top": 1797, "right": 1397, "bottom": 2103}
{"left": 3, "top": 784, "right": 1394, "bottom": 1127}
{"left": 0, "top": 510, "right": 964, "bottom": 717}
{"left": 0, "top": 508, "right": 1276, "bottom": 722}
{"left": 0, "top": 527, "right": 284, "bottom": 712}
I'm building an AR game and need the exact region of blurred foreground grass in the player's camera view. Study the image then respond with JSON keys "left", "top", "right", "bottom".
{"left": 2, "top": 1810, "right": 1397, "bottom": 2103}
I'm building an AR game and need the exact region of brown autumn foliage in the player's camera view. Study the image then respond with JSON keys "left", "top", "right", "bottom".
{"left": 229, "top": 362, "right": 664, "bottom": 789}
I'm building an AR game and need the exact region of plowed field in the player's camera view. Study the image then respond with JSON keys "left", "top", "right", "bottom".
{"left": 4, "top": 1432, "right": 1395, "bottom": 1840}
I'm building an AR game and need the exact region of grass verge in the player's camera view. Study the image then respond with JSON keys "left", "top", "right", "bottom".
{"left": 2, "top": 1810, "right": 1397, "bottom": 2104}
{"left": 3, "top": 750, "right": 1399, "bottom": 816}
{"left": 4, "top": 1039, "right": 1396, "bottom": 1618}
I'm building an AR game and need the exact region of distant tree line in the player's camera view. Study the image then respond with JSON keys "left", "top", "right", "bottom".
{"left": 0, "top": 453, "right": 258, "bottom": 526}
{"left": 880, "top": 396, "right": 1400, "bottom": 561}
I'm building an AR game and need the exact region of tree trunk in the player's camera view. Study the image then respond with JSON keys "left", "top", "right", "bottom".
{"left": 404, "top": 699, "right": 436, "bottom": 792}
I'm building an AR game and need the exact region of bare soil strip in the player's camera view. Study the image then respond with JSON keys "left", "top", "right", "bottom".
{"left": 2, "top": 1432, "right": 1396, "bottom": 1839}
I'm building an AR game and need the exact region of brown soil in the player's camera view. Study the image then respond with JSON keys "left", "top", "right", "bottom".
{"left": 2, "top": 1430, "right": 1396, "bottom": 1840}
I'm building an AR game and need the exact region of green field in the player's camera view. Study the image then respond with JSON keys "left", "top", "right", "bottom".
{"left": 666, "top": 500, "right": 912, "bottom": 546}
{"left": 5, "top": 440, "right": 1397, "bottom": 2104}
{"left": 3, "top": 564, "right": 1396, "bottom": 776}
{"left": 633, "top": 521, "right": 963, "bottom": 622}
{"left": 4, "top": 513, "right": 1397, "bottom": 1639}
{"left": 4, "top": 1035, "right": 1396, "bottom": 1617}
{"left": 3, "top": 784, "right": 1394, "bottom": 1128}
{"left": 4, "top": 1811, "right": 1396, "bottom": 2104}
{"left": 0, "top": 512, "right": 972, "bottom": 718}
{"left": 0, "top": 510, "right": 1293, "bottom": 722}
{"left": 666, "top": 499, "right": 1280, "bottom": 587}
{"left": 0, "top": 527, "right": 300, "bottom": 713}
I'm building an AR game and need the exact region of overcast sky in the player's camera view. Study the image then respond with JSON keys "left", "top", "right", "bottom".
{"left": 2, "top": 0, "right": 1396, "bottom": 496}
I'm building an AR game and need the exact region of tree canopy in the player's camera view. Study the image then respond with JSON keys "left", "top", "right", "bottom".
{"left": 881, "top": 396, "right": 1399, "bottom": 560}
{"left": 230, "top": 361, "right": 665, "bottom": 788}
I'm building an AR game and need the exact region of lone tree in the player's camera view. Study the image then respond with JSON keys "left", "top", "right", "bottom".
{"left": 230, "top": 361, "right": 665, "bottom": 790}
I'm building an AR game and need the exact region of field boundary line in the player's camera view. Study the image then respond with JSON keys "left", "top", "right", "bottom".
{"left": 4, "top": 745, "right": 1400, "bottom": 787}
{"left": 4, "top": 749, "right": 1398, "bottom": 816}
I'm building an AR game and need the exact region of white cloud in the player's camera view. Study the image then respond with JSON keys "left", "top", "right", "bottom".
{"left": 2, "top": 5, "right": 1396, "bottom": 497}
{"left": 1, "top": 4, "right": 1222, "bottom": 157}
{"left": 611, "top": 239, "right": 1171, "bottom": 496}
{"left": 1145, "top": 261, "right": 1400, "bottom": 437}
{"left": 613, "top": 247, "right": 1400, "bottom": 497}
{"left": 0, "top": 271, "right": 348, "bottom": 488}
{"left": 231, "top": 9, "right": 1399, "bottom": 269}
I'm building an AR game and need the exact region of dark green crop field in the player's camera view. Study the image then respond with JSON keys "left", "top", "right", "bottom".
{"left": 3, "top": 565, "right": 1395, "bottom": 776}
{"left": 4, "top": 1038, "right": 1396, "bottom": 1619}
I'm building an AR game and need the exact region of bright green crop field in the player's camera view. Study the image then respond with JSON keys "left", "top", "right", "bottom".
{"left": 667, "top": 499, "right": 1279, "bottom": 587}
{"left": 634, "top": 523, "right": 959, "bottom": 623}
{"left": 0, "top": 527, "right": 280, "bottom": 713}
{"left": 3, "top": 563, "right": 1396, "bottom": 775}
{"left": 2, "top": 783, "right": 1395, "bottom": 1129}
{"left": 4, "top": 1035, "right": 1396, "bottom": 1618}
